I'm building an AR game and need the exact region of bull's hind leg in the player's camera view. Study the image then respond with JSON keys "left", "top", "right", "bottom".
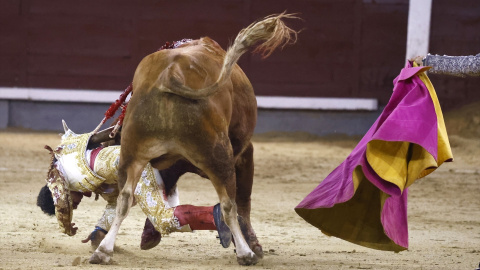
{"left": 235, "top": 143, "right": 263, "bottom": 258}
{"left": 213, "top": 171, "right": 258, "bottom": 265}
{"left": 188, "top": 139, "right": 258, "bottom": 265}
{"left": 90, "top": 159, "right": 146, "bottom": 264}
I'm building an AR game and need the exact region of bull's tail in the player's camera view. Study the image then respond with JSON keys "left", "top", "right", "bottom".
{"left": 160, "top": 12, "right": 299, "bottom": 99}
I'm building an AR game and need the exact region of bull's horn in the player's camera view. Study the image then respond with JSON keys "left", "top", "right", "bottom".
{"left": 62, "top": 119, "right": 70, "bottom": 133}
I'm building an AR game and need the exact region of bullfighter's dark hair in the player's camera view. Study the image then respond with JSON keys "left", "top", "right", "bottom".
{"left": 37, "top": 184, "right": 55, "bottom": 216}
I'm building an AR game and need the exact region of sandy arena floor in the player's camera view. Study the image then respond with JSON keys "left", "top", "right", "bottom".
{"left": 0, "top": 107, "right": 479, "bottom": 269}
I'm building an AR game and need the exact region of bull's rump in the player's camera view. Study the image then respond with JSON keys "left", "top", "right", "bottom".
{"left": 123, "top": 37, "right": 257, "bottom": 160}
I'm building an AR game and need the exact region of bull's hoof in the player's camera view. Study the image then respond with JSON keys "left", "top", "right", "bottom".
{"left": 89, "top": 250, "right": 112, "bottom": 264}
{"left": 236, "top": 253, "right": 258, "bottom": 266}
{"left": 252, "top": 243, "right": 264, "bottom": 259}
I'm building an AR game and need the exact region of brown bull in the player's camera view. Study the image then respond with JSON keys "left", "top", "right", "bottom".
{"left": 90, "top": 14, "right": 298, "bottom": 265}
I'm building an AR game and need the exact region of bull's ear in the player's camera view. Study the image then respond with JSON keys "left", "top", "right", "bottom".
{"left": 62, "top": 119, "right": 70, "bottom": 133}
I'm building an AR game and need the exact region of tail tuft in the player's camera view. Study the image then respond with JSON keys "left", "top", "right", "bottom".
{"left": 249, "top": 12, "right": 299, "bottom": 59}
{"left": 218, "top": 12, "right": 300, "bottom": 83}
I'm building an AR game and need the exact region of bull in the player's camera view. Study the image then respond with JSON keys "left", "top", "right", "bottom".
{"left": 90, "top": 13, "right": 298, "bottom": 265}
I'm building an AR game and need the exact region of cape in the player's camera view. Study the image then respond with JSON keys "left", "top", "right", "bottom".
{"left": 295, "top": 62, "right": 453, "bottom": 252}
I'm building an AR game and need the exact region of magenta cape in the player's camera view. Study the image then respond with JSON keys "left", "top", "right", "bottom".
{"left": 295, "top": 62, "right": 453, "bottom": 252}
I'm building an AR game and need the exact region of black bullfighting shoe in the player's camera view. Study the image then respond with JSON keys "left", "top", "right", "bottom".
{"left": 213, "top": 203, "right": 232, "bottom": 248}
{"left": 140, "top": 218, "right": 161, "bottom": 250}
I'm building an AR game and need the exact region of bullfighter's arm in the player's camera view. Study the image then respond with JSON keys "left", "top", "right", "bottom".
{"left": 413, "top": 54, "right": 480, "bottom": 77}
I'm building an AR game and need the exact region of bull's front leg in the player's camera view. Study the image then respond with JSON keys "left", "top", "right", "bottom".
{"left": 89, "top": 162, "right": 142, "bottom": 264}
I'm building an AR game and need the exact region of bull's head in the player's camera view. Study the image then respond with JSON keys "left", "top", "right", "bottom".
{"left": 62, "top": 119, "right": 116, "bottom": 144}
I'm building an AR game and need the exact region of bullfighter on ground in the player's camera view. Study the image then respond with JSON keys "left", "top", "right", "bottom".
{"left": 37, "top": 120, "right": 233, "bottom": 250}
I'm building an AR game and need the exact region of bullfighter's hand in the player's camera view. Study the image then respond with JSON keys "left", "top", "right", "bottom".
{"left": 409, "top": 56, "right": 424, "bottom": 66}
{"left": 82, "top": 232, "right": 93, "bottom": 243}
{"left": 81, "top": 227, "right": 107, "bottom": 248}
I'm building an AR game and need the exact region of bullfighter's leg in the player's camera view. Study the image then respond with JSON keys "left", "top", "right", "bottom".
{"left": 172, "top": 204, "right": 232, "bottom": 248}
{"left": 90, "top": 160, "right": 146, "bottom": 264}
{"left": 187, "top": 139, "right": 258, "bottom": 265}
{"left": 234, "top": 142, "right": 263, "bottom": 258}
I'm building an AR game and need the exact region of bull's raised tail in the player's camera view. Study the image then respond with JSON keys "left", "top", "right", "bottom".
{"left": 161, "top": 12, "right": 299, "bottom": 99}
